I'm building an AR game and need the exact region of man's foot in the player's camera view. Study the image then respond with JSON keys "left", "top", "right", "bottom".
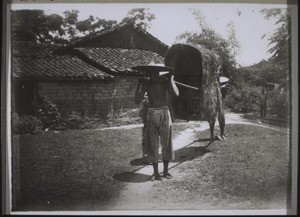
{"left": 163, "top": 172, "right": 173, "bottom": 179}
{"left": 149, "top": 174, "right": 162, "bottom": 181}
{"left": 215, "top": 135, "right": 223, "bottom": 140}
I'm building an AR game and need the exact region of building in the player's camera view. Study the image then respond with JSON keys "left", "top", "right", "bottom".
{"left": 12, "top": 22, "right": 168, "bottom": 118}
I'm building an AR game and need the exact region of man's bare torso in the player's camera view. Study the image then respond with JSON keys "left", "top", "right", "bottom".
{"left": 146, "top": 79, "right": 170, "bottom": 108}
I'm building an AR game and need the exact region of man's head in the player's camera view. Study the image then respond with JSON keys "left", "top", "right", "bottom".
{"left": 149, "top": 70, "right": 160, "bottom": 80}
{"left": 132, "top": 63, "right": 173, "bottom": 80}
{"left": 149, "top": 70, "right": 172, "bottom": 80}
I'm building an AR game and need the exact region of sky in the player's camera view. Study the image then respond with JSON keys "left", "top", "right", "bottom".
{"left": 11, "top": 2, "right": 289, "bottom": 67}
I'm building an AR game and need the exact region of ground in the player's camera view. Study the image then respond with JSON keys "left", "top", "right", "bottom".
{"left": 12, "top": 112, "right": 291, "bottom": 214}
{"left": 107, "top": 113, "right": 290, "bottom": 214}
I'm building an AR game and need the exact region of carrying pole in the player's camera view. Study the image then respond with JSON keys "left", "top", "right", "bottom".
{"left": 174, "top": 81, "right": 199, "bottom": 91}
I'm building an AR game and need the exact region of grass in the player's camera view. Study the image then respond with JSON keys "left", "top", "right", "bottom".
{"left": 242, "top": 112, "right": 290, "bottom": 128}
{"left": 14, "top": 127, "right": 144, "bottom": 211}
{"left": 13, "top": 122, "right": 195, "bottom": 211}
{"left": 12, "top": 117, "right": 290, "bottom": 211}
{"left": 206, "top": 125, "right": 289, "bottom": 208}
{"left": 156, "top": 124, "right": 290, "bottom": 210}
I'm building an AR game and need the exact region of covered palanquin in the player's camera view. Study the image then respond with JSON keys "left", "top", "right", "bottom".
{"left": 165, "top": 43, "right": 224, "bottom": 124}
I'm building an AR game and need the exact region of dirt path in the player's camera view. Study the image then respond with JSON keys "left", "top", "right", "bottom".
{"left": 104, "top": 113, "right": 288, "bottom": 212}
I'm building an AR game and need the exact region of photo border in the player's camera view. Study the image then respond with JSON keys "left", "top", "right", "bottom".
{"left": 1, "top": 0, "right": 298, "bottom": 215}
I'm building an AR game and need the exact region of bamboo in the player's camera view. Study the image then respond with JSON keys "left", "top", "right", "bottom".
{"left": 174, "top": 81, "right": 199, "bottom": 91}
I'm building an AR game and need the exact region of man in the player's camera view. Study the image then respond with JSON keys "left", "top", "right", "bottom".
{"left": 135, "top": 64, "right": 179, "bottom": 181}
{"left": 201, "top": 66, "right": 226, "bottom": 141}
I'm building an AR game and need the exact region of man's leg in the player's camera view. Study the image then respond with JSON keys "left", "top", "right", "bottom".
{"left": 209, "top": 120, "right": 215, "bottom": 140}
{"left": 147, "top": 110, "right": 162, "bottom": 181}
{"left": 216, "top": 85, "right": 225, "bottom": 140}
{"left": 218, "top": 110, "right": 225, "bottom": 139}
{"left": 141, "top": 119, "right": 147, "bottom": 160}
{"left": 150, "top": 162, "right": 161, "bottom": 181}
{"left": 163, "top": 160, "right": 172, "bottom": 179}
{"left": 161, "top": 110, "right": 174, "bottom": 179}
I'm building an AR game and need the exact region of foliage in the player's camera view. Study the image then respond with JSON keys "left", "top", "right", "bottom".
{"left": 122, "top": 8, "right": 155, "bottom": 30}
{"left": 62, "top": 112, "right": 92, "bottom": 129}
{"left": 11, "top": 10, "right": 65, "bottom": 43}
{"left": 224, "top": 84, "right": 261, "bottom": 113}
{"left": 225, "top": 8, "right": 291, "bottom": 117}
{"left": 260, "top": 8, "right": 291, "bottom": 64}
{"left": 225, "top": 21, "right": 241, "bottom": 58}
{"left": 12, "top": 113, "right": 42, "bottom": 134}
{"left": 226, "top": 58, "right": 290, "bottom": 117}
{"left": 228, "top": 9, "right": 291, "bottom": 116}
{"left": 76, "top": 16, "right": 117, "bottom": 35}
{"left": 61, "top": 10, "right": 80, "bottom": 40}
{"left": 12, "top": 97, "right": 62, "bottom": 134}
{"left": 106, "top": 108, "right": 141, "bottom": 127}
{"left": 36, "top": 97, "right": 62, "bottom": 130}
{"left": 176, "top": 9, "right": 240, "bottom": 79}
{"left": 268, "top": 88, "right": 290, "bottom": 117}
{"left": 11, "top": 9, "right": 116, "bottom": 43}
{"left": 12, "top": 8, "right": 155, "bottom": 44}
{"left": 235, "top": 60, "right": 289, "bottom": 87}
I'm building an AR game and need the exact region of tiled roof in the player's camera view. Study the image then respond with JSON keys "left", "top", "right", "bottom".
{"left": 75, "top": 47, "right": 164, "bottom": 74}
{"left": 68, "top": 22, "right": 169, "bottom": 49}
{"left": 12, "top": 42, "right": 113, "bottom": 80}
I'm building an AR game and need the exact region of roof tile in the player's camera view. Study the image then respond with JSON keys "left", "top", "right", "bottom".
{"left": 69, "top": 22, "right": 169, "bottom": 49}
{"left": 12, "top": 42, "right": 113, "bottom": 80}
{"left": 76, "top": 47, "right": 164, "bottom": 74}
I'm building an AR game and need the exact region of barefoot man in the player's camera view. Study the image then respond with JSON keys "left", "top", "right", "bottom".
{"left": 134, "top": 63, "right": 179, "bottom": 181}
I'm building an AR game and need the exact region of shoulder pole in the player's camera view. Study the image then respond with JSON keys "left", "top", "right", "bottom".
{"left": 174, "top": 81, "right": 199, "bottom": 91}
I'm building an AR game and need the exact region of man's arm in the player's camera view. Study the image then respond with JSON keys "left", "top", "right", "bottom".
{"left": 135, "top": 80, "right": 147, "bottom": 105}
{"left": 168, "top": 75, "right": 179, "bottom": 97}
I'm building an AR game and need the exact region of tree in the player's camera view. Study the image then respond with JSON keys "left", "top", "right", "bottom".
{"left": 226, "top": 21, "right": 240, "bottom": 59}
{"left": 12, "top": 8, "right": 156, "bottom": 44}
{"left": 49, "top": 10, "right": 116, "bottom": 42}
{"left": 11, "top": 10, "right": 118, "bottom": 43}
{"left": 122, "top": 8, "right": 155, "bottom": 30}
{"left": 76, "top": 16, "right": 117, "bottom": 36}
{"left": 176, "top": 9, "right": 240, "bottom": 80}
{"left": 261, "top": 8, "right": 291, "bottom": 64}
{"left": 12, "top": 10, "right": 65, "bottom": 43}
{"left": 61, "top": 10, "right": 79, "bottom": 40}
{"left": 260, "top": 8, "right": 290, "bottom": 91}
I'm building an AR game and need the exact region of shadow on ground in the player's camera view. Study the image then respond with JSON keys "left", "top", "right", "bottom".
{"left": 129, "top": 158, "right": 150, "bottom": 166}
{"left": 113, "top": 172, "right": 151, "bottom": 183}
{"left": 173, "top": 144, "right": 211, "bottom": 163}
{"left": 113, "top": 137, "right": 214, "bottom": 183}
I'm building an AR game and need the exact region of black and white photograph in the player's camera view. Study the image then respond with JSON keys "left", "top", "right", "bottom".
{"left": 1, "top": 0, "right": 298, "bottom": 215}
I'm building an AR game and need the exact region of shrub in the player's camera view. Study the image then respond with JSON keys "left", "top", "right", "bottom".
{"left": 106, "top": 108, "right": 141, "bottom": 126}
{"left": 63, "top": 112, "right": 87, "bottom": 129}
{"left": 36, "top": 97, "right": 62, "bottom": 130}
{"left": 12, "top": 113, "right": 42, "bottom": 135}
{"left": 268, "top": 88, "right": 290, "bottom": 117}
{"left": 225, "top": 84, "right": 261, "bottom": 113}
